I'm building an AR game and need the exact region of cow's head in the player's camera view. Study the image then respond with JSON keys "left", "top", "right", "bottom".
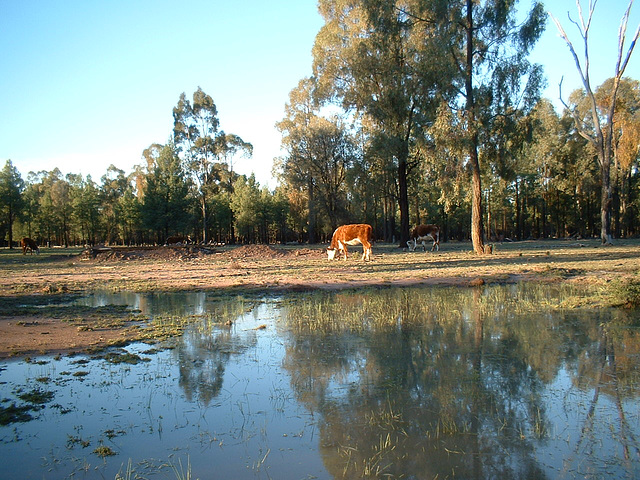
{"left": 327, "top": 248, "right": 338, "bottom": 260}
{"left": 406, "top": 239, "right": 417, "bottom": 252}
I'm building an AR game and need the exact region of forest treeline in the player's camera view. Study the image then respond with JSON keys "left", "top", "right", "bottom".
{"left": 1, "top": 0, "right": 639, "bottom": 249}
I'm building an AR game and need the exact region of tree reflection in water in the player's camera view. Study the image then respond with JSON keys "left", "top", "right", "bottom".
{"left": 172, "top": 297, "right": 260, "bottom": 405}
{"left": 280, "top": 284, "right": 640, "bottom": 479}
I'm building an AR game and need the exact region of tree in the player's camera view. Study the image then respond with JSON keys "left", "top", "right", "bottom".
{"left": 276, "top": 77, "right": 321, "bottom": 242}
{"left": 550, "top": 0, "right": 640, "bottom": 244}
{"left": 142, "top": 143, "right": 193, "bottom": 243}
{"left": 277, "top": 81, "right": 357, "bottom": 233}
{"left": 434, "top": 0, "right": 545, "bottom": 254}
{"left": 520, "top": 100, "right": 564, "bottom": 239}
{"left": 69, "top": 174, "right": 101, "bottom": 245}
{"left": 0, "top": 160, "right": 25, "bottom": 248}
{"left": 173, "top": 87, "right": 252, "bottom": 243}
{"left": 100, "top": 165, "right": 132, "bottom": 244}
{"left": 606, "top": 78, "right": 640, "bottom": 236}
{"left": 312, "top": 0, "right": 450, "bottom": 245}
{"left": 231, "top": 175, "right": 263, "bottom": 243}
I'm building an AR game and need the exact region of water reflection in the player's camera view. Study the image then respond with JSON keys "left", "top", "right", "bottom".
{"left": 280, "top": 284, "right": 640, "bottom": 479}
{"left": 79, "top": 290, "right": 210, "bottom": 316}
{"left": 1, "top": 284, "right": 639, "bottom": 479}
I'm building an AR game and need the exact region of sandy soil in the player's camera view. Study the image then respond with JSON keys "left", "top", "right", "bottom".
{"left": 1, "top": 240, "right": 639, "bottom": 359}
{"left": 0, "top": 317, "right": 139, "bottom": 359}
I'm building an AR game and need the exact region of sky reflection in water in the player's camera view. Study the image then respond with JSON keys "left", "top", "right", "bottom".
{"left": 1, "top": 284, "right": 639, "bottom": 479}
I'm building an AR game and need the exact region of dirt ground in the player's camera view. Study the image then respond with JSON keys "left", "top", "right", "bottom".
{"left": 2, "top": 240, "right": 639, "bottom": 359}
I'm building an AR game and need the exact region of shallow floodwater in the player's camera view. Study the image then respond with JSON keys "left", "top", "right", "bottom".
{"left": 1, "top": 284, "right": 640, "bottom": 479}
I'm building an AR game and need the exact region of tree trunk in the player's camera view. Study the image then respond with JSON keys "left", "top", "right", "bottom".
{"left": 8, "top": 203, "right": 14, "bottom": 249}
{"left": 515, "top": 177, "right": 521, "bottom": 240}
{"left": 465, "top": 0, "right": 485, "bottom": 255}
{"left": 307, "top": 179, "right": 316, "bottom": 243}
{"left": 201, "top": 194, "right": 207, "bottom": 244}
{"left": 470, "top": 149, "right": 485, "bottom": 254}
{"left": 398, "top": 154, "right": 410, "bottom": 246}
{"left": 600, "top": 151, "right": 613, "bottom": 244}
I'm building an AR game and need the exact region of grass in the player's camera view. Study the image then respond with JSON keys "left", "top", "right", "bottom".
{"left": 93, "top": 445, "right": 117, "bottom": 457}
{"left": 0, "top": 386, "right": 55, "bottom": 425}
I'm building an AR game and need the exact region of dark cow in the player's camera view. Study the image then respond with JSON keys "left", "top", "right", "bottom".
{"left": 407, "top": 224, "right": 440, "bottom": 252}
{"left": 327, "top": 224, "right": 373, "bottom": 261}
{"left": 165, "top": 235, "right": 192, "bottom": 246}
{"left": 21, "top": 237, "right": 40, "bottom": 255}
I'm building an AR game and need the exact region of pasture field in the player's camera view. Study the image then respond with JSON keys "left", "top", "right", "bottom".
{"left": 1, "top": 238, "right": 639, "bottom": 357}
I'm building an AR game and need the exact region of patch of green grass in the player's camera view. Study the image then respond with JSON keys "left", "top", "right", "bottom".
{"left": 611, "top": 276, "right": 640, "bottom": 308}
{"left": 17, "top": 388, "right": 54, "bottom": 405}
{"left": 67, "top": 434, "right": 91, "bottom": 448}
{"left": 103, "top": 352, "right": 150, "bottom": 365}
{"left": 104, "top": 428, "right": 126, "bottom": 439}
{"left": 0, "top": 402, "right": 35, "bottom": 425}
{"left": 93, "top": 445, "right": 117, "bottom": 457}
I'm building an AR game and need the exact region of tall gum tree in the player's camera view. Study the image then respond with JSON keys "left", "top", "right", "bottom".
{"left": 173, "top": 87, "right": 252, "bottom": 243}
{"left": 312, "top": 0, "right": 451, "bottom": 245}
{"left": 276, "top": 77, "right": 321, "bottom": 242}
{"left": 432, "top": 0, "right": 545, "bottom": 254}
{"left": 550, "top": 0, "right": 640, "bottom": 244}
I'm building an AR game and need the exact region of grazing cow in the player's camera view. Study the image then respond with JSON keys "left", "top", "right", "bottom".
{"left": 21, "top": 237, "right": 40, "bottom": 255}
{"left": 407, "top": 224, "right": 440, "bottom": 252}
{"left": 327, "top": 224, "right": 373, "bottom": 261}
{"left": 165, "top": 235, "right": 192, "bottom": 246}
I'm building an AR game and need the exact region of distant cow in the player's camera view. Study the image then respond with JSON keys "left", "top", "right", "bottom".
{"left": 21, "top": 237, "right": 40, "bottom": 255}
{"left": 327, "top": 224, "right": 373, "bottom": 261}
{"left": 165, "top": 235, "right": 192, "bottom": 246}
{"left": 407, "top": 224, "right": 440, "bottom": 252}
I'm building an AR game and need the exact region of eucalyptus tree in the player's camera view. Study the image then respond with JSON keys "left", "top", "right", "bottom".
{"left": 173, "top": 87, "right": 252, "bottom": 243}
{"left": 312, "top": 0, "right": 452, "bottom": 245}
{"left": 0, "top": 160, "right": 24, "bottom": 248}
{"left": 520, "top": 99, "right": 564, "bottom": 239}
{"left": 276, "top": 77, "right": 321, "bottom": 242}
{"left": 520, "top": 99, "right": 597, "bottom": 238}
{"left": 550, "top": 0, "right": 640, "bottom": 244}
{"left": 428, "top": 0, "right": 545, "bottom": 254}
{"left": 595, "top": 78, "right": 640, "bottom": 237}
{"left": 277, "top": 77, "right": 358, "bottom": 237}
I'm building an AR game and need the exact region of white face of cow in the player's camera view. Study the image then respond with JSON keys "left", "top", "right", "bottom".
{"left": 327, "top": 248, "right": 338, "bottom": 260}
{"left": 407, "top": 239, "right": 417, "bottom": 252}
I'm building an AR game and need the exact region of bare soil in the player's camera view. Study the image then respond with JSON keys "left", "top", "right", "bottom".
{"left": 2, "top": 239, "right": 639, "bottom": 359}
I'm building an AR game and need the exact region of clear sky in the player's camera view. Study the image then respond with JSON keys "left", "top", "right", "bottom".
{"left": 1, "top": 1, "right": 639, "bottom": 188}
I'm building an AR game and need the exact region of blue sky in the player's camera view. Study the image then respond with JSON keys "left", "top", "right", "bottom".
{"left": 1, "top": 1, "right": 638, "bottom": 188}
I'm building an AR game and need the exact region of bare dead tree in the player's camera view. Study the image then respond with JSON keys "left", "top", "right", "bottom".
{"left": 550, "top": 0, "right": 640, "bottom": 244}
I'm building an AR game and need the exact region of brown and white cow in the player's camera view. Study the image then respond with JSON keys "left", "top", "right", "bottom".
{"left": 407, "top": 224, "right": 440, "bottom": 252}
{"left": 21, "top": 237, "right": 40, "bottom": 255}
{"left": 327, "top": 224, "right": 373, "bottom": 261}
{"left": 165, "top": 235, "right": 192, "bottom": 246}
